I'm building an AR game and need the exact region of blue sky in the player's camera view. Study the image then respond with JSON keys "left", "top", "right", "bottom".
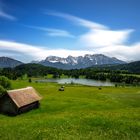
{"left": 0, "top": 0, "right": 140, "bottom": 62}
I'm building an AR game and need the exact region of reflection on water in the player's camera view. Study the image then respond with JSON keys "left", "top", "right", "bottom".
{"left": 37, "top": 78, "right": 114, "bottom": 86}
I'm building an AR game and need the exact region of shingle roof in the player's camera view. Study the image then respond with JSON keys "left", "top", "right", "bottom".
{"left": 7, "top": 87, "right": 42, "bottom": 108}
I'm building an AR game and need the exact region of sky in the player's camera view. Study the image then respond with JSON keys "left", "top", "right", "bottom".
{"left": 0, "top": 0, "right": 140, "bottom": 62}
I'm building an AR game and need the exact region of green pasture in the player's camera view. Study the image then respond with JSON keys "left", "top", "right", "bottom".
{"left": 0, "top": 80, "right": 140, "bottom": 140}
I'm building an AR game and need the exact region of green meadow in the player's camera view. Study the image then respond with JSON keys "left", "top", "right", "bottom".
{"left": 0, "top": 80, "right": 140, "bottom": 140}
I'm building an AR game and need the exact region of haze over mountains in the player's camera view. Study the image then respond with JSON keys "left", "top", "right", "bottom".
{"left": 0, "top": 54, "right": 125, "bottom": 69}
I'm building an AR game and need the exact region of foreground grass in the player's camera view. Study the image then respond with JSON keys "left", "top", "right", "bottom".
{"left": 0, "top": 80, "right": 140, "bottom": 140}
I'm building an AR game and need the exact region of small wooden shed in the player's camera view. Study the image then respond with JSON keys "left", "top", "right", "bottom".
{"left": 0, "top": 87, "right": 42, "bottom": 115}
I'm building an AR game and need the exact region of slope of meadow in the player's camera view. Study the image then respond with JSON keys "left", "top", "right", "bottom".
{"left": 0, "top": 80, "right": 140, "bottom": 140}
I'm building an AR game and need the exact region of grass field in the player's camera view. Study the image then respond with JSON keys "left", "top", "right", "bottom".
{"left": 0, "top": 80, "right": 140, "bottom": 140}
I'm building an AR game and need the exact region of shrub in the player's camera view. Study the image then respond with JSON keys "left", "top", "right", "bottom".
{"left": 0, "top": 85, "right": 7, "bottom": 97}
{"left": 0, "top": 76, "right": 11, "bottom": 89}
{"left": 28, "top": 78, "right": 32, "bottom": 83}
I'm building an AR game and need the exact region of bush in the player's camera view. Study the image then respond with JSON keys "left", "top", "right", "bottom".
{"left": 0, "top": 85, "right": 7, "bottom": 97}
{"left": 28, "top": 78, "right": 32, "bottom": 83}
{"left": 0, "top": 76, "right": 11, "bottom": 89}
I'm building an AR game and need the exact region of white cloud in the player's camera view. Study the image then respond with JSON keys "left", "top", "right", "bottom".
{"left": 0, "top": 39, "right": 139, "bottom": 62}
{"left": 96, "top": 44, "right": 140, "bottom": 61}
{"left": 46, "top": 11, "right": 107, "bottom": 30}
{"left": 78, "top": 29, "right": 134, "bottom": 47}
{"left": 0, "top": 0, "right": 16, "bottom": 21}
{"left": 0, "top": 40, "right": 91, "bottom": 62}
{"left": 0, "top": 10, "right": 16, "bottom": 20}
{"left": 45, "top": 28, "right": 75, "bottom": 38}
{"left": 25, "top": 25, "right": 75, "bottom": 38}
{"left": 47, "top": 11, "right": 134, "bottom": 47}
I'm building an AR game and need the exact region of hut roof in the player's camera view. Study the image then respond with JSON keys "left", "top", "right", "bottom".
{"left": 7, "top": 87, "right": 42, "bottom": 108}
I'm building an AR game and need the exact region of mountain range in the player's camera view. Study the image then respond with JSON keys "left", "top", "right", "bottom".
{"left": 36, "top": 54, "right": 125, "bottom": 69}
{"left": 0, "top": 54, "right": 125, "bottom": 69}
{"left": 0, "top": 55, "right": 139, "bottom": 73}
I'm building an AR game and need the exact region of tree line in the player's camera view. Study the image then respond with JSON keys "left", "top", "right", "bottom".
{"left": 0, "top": 63, "right": 140, "bottom": 85}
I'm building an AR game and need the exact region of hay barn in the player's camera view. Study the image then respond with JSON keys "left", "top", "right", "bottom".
{"left": 0, "top": 87, "right": 42, "bottom": 115}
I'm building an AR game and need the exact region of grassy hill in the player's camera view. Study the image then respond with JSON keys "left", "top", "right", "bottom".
{"left": 91, "top": 61, "right": 140, "bottom": 74}
{"left": 118, "top": 61, "right": 140, "bottom": 73}
{"left": 0, "top": 80, "right": 140, "bottom": 140}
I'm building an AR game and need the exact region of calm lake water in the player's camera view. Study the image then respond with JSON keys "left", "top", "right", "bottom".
{"left": 37, "top": 78, "right": 114, "bottom": 86}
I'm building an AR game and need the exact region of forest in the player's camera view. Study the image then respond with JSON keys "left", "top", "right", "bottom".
{"left": 0, "top": 63, "right": 140, "bottom": 85}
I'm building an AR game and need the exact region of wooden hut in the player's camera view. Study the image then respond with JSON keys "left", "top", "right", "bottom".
{"left": 0, "top": 87, "right": 42, "bottom": 115}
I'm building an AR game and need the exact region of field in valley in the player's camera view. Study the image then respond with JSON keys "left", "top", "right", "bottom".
{"left": 0, "top": 80, "right": 140, "bottom": 140}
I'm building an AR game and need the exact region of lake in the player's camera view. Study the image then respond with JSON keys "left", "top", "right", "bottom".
{"left": 37, "top": 78, "right": 114, "bottom": 86}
